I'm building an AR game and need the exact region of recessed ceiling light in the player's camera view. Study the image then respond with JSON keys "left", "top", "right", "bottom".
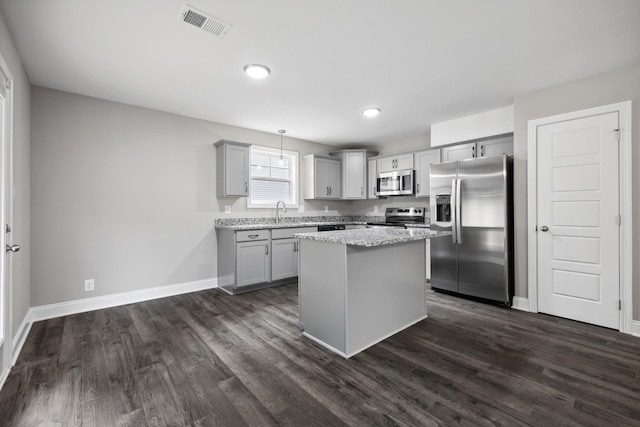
{"left": 362, "top": 107, "right": 381, "bottom": 117}
{"left": 244, "top": 64, "right": 270, "bottom": 79}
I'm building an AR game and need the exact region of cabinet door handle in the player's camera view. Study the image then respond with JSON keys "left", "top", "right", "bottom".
{"left": 245, "top": 182, "right": 248, "bottom": 193}
{"left": 361, "top": 186, "right": 363, "bottom": 196}
{"left": 248, "top": 234, "right": 259, "bottom": 239}
{"left": 471, "top": 146, "right": 476, "bottom": 158}
{"left": 326, "top": 186, "right": 329, "bottom": 196}
{"left": 329, "top": 186, "right": 332, "bottom": 196}
{"left": 265, "top": 244, "right": 269, "bottom": 255}
{"left": 480, "top": 145, "right": 485, "bottom": 157}
{"left": 417, "top": 184, "right": 420, "bottom": 194}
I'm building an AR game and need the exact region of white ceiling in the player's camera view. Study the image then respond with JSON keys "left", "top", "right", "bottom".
{"left": 1, "top": 0, "right": 639, "bottom": 146}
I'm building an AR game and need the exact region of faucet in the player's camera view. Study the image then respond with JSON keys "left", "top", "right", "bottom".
{"left": 276, "top": 201, "right": 287, "bottom": 224}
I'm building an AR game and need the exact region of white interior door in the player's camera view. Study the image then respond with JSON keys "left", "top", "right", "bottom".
{"left": 0, "top": 67, "right": 10, "bottom": 380}
{"left": 536, "top": 112, "right": 620, "bottom": 329}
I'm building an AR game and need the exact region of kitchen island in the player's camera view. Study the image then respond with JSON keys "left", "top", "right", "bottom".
{"left": 295, "top": 227, "right": 450, "bottom": 358}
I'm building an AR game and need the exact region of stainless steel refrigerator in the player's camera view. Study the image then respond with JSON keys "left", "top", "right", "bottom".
{"left": 429, "top": 154, "right": 514, "bottom": 305}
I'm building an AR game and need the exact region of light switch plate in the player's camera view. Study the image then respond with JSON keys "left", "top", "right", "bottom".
{"left": 373, "top": 206, "right": 379, "bottom": 214}
{"left": 224, "top": 205, "right": 231, "bottom": 213}
{"left": 324, "top": 206, "right": 328, "bottom": 212}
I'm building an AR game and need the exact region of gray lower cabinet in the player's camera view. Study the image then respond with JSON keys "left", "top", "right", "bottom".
{"left": 271, "top": 227, "right": 316, "bottom": 281}
{"left": 237, "top": 240, "right": 271, "bottom": 287}
{"left": 217, "top": 226, "right": 315, "bottom": 294}
{"left": 271, "top": 238, "right": 297, "bottom": 280}
{"left": 235, "top": 229, "right": 271, "bottom": 288}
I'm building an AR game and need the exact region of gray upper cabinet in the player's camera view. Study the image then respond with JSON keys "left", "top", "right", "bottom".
{"left": 442, "top": 142, "right": 476, "bottom": 162}
{"left": 479, "top": 135, "right": 513, "bottom": 158}
{"left": 414, "top": 149, "right": 441, "bottom": 197}
{"left": 377, "top": 153, "right": 414, "bottom": 172}
{"left": 215, "top": 140, "right": 251, "bottom": 197}
{"left": 330, "top": 149, "right": 376, "bottom": 200}
{"left": 367, "top": 158, "right": 377, "bottom": 199}
{"left": 303, "top": 154, "right": 342, "bottom": 199}
{"left": 441, "top": 135, "right": 513, "bottom": 162}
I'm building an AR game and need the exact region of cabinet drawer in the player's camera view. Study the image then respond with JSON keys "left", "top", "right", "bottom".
{"left": 271, "top": 227, "right": 316, "bottom": 239}
{"left": 236, "top": 229, "right": 270, "bottom": 242}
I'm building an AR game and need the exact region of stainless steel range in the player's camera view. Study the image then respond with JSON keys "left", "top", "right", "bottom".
{"left": 366, "top": 207, "right": 427, "bottom": 229}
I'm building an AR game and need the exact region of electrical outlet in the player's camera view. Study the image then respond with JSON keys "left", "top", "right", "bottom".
{"left": 324, "top": 205, "right": 329, "bottom": 212}
{"left": 373, "top": 206, "right": 379, "bottom": 214}
{"left": 84, "top": 279, "right": 95, "bottom": 292}
{"left": 224, "top": 205, "right": 231, "bottom": 213}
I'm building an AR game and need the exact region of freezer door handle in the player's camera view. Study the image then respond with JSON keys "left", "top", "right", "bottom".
{"left": 451, "top": 179, "right": 457, "bottom": 244}
{"left": 456, "top": 179, "right": 463, "bottom": 243}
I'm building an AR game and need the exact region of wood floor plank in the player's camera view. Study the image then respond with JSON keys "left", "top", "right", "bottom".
{"left": 217, "top": 376, "right": 278, "bottom": 426}
{"left": 134, "top": 363, "right": 187, "bottom": 427}
{"left": 81, "top": 331, "right": 117, "bottom": 427}
{"left": 1, "top": 283, "right": 639, "bottom": 426}
{"left": 103, "top": 337, "right": 146, "bottom": 426}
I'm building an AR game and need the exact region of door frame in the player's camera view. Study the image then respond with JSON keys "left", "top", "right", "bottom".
{"left": 526, "top": 101, "right": 633, "bottom": 334}
{"left": 0, "top": 52, "right": 14, "bottom": 384}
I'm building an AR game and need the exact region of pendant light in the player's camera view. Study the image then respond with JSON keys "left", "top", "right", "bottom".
{"left": 278, "top": 129, "right": 286, "bottom": 165}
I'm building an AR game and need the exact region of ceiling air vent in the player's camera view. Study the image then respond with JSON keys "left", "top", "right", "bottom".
{"left": 178, "top": 5, "right": 232, "bottom": 39}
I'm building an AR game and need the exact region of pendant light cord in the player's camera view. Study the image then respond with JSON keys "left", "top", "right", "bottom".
{"left": 278, "top": 129, "right": 286, "bottom": 160}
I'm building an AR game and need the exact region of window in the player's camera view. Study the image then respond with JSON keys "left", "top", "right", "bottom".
{"left": 248, "top": 146, "right": 299, "bottom": 208}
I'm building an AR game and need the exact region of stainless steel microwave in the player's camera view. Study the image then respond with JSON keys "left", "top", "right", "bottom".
{"left": 377, "top": 169, "right": 414, "bottom": 196}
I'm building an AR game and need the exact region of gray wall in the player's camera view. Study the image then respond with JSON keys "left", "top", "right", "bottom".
{"left": 513, "top": 63, "right": 640, "bottom": 320}
{"left": 0, "top": 12, "right": 31, "bottom": 337}
{"left": 31, "top": 87, "right": 340, "bottom": 306}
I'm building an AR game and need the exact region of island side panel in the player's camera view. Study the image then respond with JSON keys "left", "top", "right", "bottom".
{"left": 298, "top": 239, "right": 347, "bottom": 355}
{"left": 345, "top": 240, "right": 427, "bottom": 356}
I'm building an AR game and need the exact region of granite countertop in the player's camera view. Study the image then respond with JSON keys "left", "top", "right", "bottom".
{"left": 295, "top": 228, "right": 450, "bottom": 247}
{"left": 215, "top": 215, "right": 385, "bottom": 231}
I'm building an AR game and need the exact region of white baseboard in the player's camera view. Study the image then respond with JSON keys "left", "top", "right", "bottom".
{"left": 12, "top": 308, "right": 33, "bottom": 365}
{"left": 511, "top": 296, "right": 529, "bottom": 311}
{"left": 30, "top": 277, "right": 218, "bottom": 322}
{"left": 0, "top": 366, "right": 9, "bottom": 392}
{"left": 632, "top": 320, "right": 640, "bottom": 338}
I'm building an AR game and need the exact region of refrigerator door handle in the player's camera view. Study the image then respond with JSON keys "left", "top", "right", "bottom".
{"left": 456, "top": 179, "right": 463, "bottom": 243}
{"left": 451, "top": 179, "right": 457, "bottom": 244}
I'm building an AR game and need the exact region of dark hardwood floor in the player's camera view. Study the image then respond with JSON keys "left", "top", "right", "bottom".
{"left": 0, "top": 283, "right": 639, "bottom": 426}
